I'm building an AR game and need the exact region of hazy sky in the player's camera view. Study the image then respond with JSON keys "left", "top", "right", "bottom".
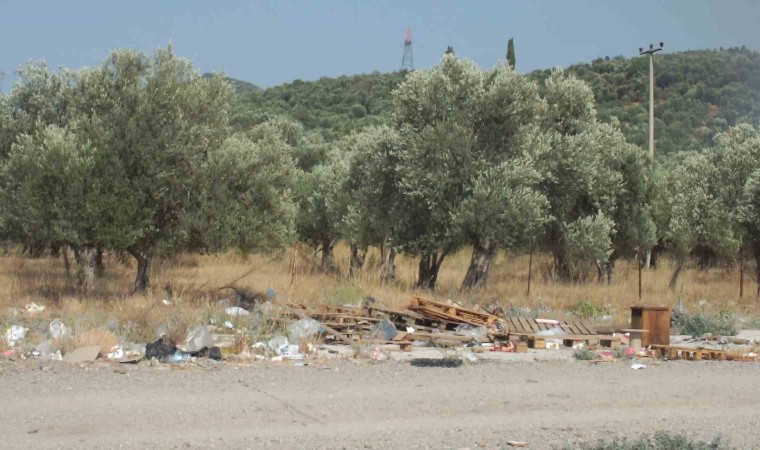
{"left": 1, "top": 0, "right": 758, "bottom": 91}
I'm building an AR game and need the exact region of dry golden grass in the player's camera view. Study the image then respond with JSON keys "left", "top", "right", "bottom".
{"left": 2, "top": 242, "right": 759, "bottom": 349}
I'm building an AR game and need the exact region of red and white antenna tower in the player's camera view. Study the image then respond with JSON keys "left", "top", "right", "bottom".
{"left": 401, "top": 27, "right": 413, "bottom": 71}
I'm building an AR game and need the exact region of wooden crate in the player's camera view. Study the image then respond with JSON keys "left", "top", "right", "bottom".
{"left": 630, "top": 306, "right": 670, "bottom": 347}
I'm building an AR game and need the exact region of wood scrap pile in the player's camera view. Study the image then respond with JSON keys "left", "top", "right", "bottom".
{"left": 281, "top": 295, "right": 620, "bottom": 351}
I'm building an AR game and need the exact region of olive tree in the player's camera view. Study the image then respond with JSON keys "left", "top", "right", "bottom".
{"left": 392, "top": 55, "right": 549, "bottom": 289}
{"left": 536, "top": 69, "right": 649, "bottom": 281}
{"left": 0, "top": 125, "right": 138, "bottom": 289}
{"left": 66, "top": 47, "right": 233, "bottom": 291}
{"left": 295, "top": 150, "right": 351, "bottom": 273}
{"left": 343, "top": 126, "right": 403, "bottom": 279}
{"left": 189, "top": 131, "right": 297, "bottom": 253}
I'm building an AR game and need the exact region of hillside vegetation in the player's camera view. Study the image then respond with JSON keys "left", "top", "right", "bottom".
{"left": 231, "top": 47, "right": 760, "bottom": 156}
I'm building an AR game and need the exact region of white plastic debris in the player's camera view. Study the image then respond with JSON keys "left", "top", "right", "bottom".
{"left": 107, "top": 345, "right": 125, "bottom": 360}
{"left": 223, "top": 320, "right": 234, "bottom": 329}
{"left": 631, "top": 363, "right": 647, "bottom": 370}
{"left": 49, "top": 319, "right": 72, "bottom": 340}
{"left": 225, "top": 306, "right": 250, "bottom": 316}
{"left": 162, "top": 299, "right": 172, "bottom": 306}
{"left": 288, "top": 318, "right": 322, "bottom": 342}
{"left": 24, "top": 302, "right": 46, "bottom": 315}
{"left": 281, "top": 344, "right": 305, "bottom": 360}
{"left": 179, "top": 325, "right": 214, "bottom": 353}
{"left": 5, "top": 325, "right": 27, "bottom": 347}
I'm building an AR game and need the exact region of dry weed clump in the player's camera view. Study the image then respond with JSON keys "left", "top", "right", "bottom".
{"left": 1, "top": 242, "right": 758, "bottom": 348}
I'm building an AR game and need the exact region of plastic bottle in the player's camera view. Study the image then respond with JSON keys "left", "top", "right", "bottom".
{"left": 163, "top": 351, "right": 193, "bottom": 363}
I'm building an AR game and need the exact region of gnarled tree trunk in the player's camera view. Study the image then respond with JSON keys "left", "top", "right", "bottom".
{"left": 95, "top": 246, "right": 105, "bottom": 278}
{"left": 380, "top": 247, "right": 397, "bottom": 282}
{"left": 319, "top": 239, "right": 335, "bottom": 273}
{"left": 417, "top": 251, "right": 447, "bottom": 289}
{"left": 349, "top": 243, "right": 367, "bottom": 277}
{"left": 73, "top": 244, "right": 98, "bottom": 291}
{"left": 461, "top": 241, "right": 497, "bottom": 289}
{"left": 754, "top": 241, "right": 760, "bottom": 297}
{"left": 669, "top": 256, "right": 686, "bottom": 291}
{"left": 128, "top": 244, "right": 154, "bottom": 293}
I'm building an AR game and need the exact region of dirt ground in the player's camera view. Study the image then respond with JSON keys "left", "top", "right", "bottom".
{"left": 1, "top": 356, "right": 759, "bottom": 449}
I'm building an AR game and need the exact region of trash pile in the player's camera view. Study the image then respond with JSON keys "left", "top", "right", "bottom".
{"left": 3, "top": 295, "right": 758, "bottom": 366}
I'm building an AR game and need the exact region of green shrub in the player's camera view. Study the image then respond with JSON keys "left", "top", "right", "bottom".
{"left": 573, "top": 348, "right": 598, "bottom": 360}
{"left": 672, "top": 313, "right": 736, "bottom": 337}
{"left": 557, "top": 431, "right": 731, "bottom": 449}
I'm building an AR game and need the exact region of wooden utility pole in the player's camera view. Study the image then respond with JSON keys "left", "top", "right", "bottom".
{"left": 527, "top": 240, "right": 534, "bottom": 298}
{"left": 638, "top": 245, "right": 642, "bottom": 300}
{"left": 740, "top": 246, "right": 744, "bottom": 298}
{"left": 639, "top": 42, "right": 663, "bottom": 161}
{"left": 639, "top": 42, "right": 663, "bottom": 270}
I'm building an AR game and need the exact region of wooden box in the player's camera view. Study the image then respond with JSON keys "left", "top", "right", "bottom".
{"left": 630, "top": 306, "right": 670, "bottom": 346}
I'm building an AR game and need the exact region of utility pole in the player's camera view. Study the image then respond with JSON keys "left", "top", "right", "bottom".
{"left": 639, "top": 42, "right": 664, "bottom": 161}
{"left": 639, "top": 42, "right": 663, "bottom": 271}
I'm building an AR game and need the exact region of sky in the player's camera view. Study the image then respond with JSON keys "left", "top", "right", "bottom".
{"left": 1, "top": 0, "right": 759, "bottom": 92}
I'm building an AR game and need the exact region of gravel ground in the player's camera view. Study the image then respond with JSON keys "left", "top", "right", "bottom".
{"left": 1, "top": 355, "right": 758, "bottom": 449}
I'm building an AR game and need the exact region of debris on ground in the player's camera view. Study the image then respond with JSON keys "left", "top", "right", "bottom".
{"left": 63, "top": 346, "right": 101, "bottom": 363}
{"left": 5, "top": 325, "right": 26, "bottom": 347}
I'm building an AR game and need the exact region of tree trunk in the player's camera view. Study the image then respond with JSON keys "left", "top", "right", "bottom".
{"left": 74, "top": 244, "right": 98, "bottom": 291}
{"left": 669, "top": 258, "right": 685, "bottom": 291}
{"left": 644, "top": 250, "right": 652, "bottom": 270}
{"left": 754, "top": 241, "right": 760, "bottom": 297}
{"left": 128, "top": 244, "right": 154, "bottom": 293}
{"left": 349, "top": 243, "right": 367, "bottom": 277}
{"left": 319, "top": 240, "right": 335, "bottom": 273}
{"left": 461, "top": 242, "right": 497, "bottom": 289}
{"left": 380, "top": 247, "right": 397, "bottom": 282}
{"left": 416, "top": 251, "right": 447, "bottom": 289}
{"left": 551, "top": 247, "right": 572, "bottom": 281}
{"left": 95, "top": 246, "right": 105, "bottom": 278}
{"left": 62, "top": 245, "right": 71, "bottom": 280}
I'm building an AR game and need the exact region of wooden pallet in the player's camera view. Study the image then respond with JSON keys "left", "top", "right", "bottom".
{"left": 528, "top": 334, "right": 621, "bottom": 349}
{"left": 651, "top": 345, "right": 758, "bottom": 362}
{"left": 408, "top": 296, "right": 496, "bottom": 327}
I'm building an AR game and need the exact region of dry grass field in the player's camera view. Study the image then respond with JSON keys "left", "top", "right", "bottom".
{"left": 2, "top": 243, "right": 759, "bottom": 350}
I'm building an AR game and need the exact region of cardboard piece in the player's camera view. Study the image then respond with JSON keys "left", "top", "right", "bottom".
{"left": 63, "top": 346, "right": 100, "bottom": 363}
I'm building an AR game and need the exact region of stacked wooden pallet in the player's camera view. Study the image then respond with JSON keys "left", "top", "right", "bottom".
{"left": 651, "top": 344, "right": 759, "bottom": 362}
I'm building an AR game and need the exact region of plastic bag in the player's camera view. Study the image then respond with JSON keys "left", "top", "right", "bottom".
{"left": 49, "top": 319, "right": 72, "bottom": 340}
{"left": 5, "top": 325, "right": 26, "bottom": 347}
{"left": 455, "top": 324, "right": 488, "bottom": 342}
{"left": 370, "top": 319, "right": 397, "bottom": 341}
{"left": 225, "top": 306, "right": 250, "bottom": 316}
{"left": 288, "top": 318, "right": 322, "bottom": 343}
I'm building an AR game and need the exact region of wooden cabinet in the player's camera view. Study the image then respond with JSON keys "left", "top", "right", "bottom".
{"left": 630, "top": 306, "right": 670, "bottom": 346}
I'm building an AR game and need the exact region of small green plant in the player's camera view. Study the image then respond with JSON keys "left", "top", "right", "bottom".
{"left": 555, "top": 431, "right": 731, "bottom": 449}
{"left": 572, "top": 301, "right": 608, "bottom": 319}
{"left": 672, "top": 312, "right": 736, "bottom": 337}
{"left": 573, "top": 348, "right": 598, "bottom": 360}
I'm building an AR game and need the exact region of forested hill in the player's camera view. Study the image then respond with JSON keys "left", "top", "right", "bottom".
{"left": 230, "top": 47, "right": 760, "bottom": 155}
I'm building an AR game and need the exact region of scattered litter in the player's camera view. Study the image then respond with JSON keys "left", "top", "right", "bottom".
{"left": 267, "top": 335, "right": 289, "bottom": 354}
{"left": 462, "top": 351, "right": 478, "bottom": 363}
{"left": 223, "top": 320, "right": 234, "bottom": 329}
{"left": 535, "top": 318, "right": 558, "bottom": 325}
{"left": 281, "top": 344, "right": 305, "bottom": 360}
{"left": 63, "top": 346, "right": 100, "bottom": 363}
{"left": 49, "top": 319, "right": 72, "bottom": 340}
{"left": 107, "top": 345, "right": 125, "bottom": 360}
{"left": 370, "top": 319, "right": 397, "bottom": 341}
{"left": 145, "top": 337, "right": 177, "bottom": 361}
{"left": 288, "top": 318, "right": 322, "bottom": 343}
{"left": 631, "top": 363, "right": 647, "bottom": 370}
{"left": 163, "top": 351, "right": 194, "bottom": 363}
{"left": 507, "top": 441, "right": 528, "bottom": 447}
{"left": 179, "top": 325, "right": 214, "bottom": 353}
{"left": 208, "top": 346, "right": 222, "bottom": 361}
{"left": 162, "top": 299, "right": 172, "bottom": 306}
{"left": 24, "top": 302, "right": 46, "bottom": 315}
{"left": 225, "top": 306, "right": 250, "bottom": 316}
{"left": 5, "top": 325, "right": 26, "bottom": 347}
